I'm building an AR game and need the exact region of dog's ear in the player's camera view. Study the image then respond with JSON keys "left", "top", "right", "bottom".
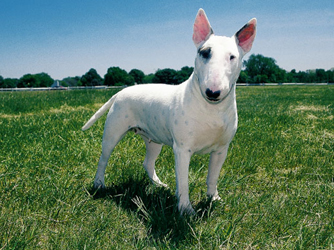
{"left": 235, "top": 18, "right": 257, "bottom": 54}
{"left": 193, "top": 8, "right": 214, "bottom": 48}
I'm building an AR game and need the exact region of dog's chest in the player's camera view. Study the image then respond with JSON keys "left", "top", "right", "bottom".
{"left": 172, "top": 104, "right": 238, "bottom": 154}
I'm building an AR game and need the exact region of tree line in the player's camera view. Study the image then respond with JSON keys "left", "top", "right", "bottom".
{"left": 1, "top": 54, "right": 333, "bottom": 88}
{"left": 239, "top": 54, "right": 334, "bottom": 84}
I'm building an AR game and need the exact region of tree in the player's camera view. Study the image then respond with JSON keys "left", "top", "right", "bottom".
{"left": 286, "top": 69, "right": 297, "bottom": 83}
{"left": 297, "top": 71, "right": 307, "bottom": 83}
{"left": 104, "top": 67, "right": 134, "bottom": 86}
{"left": 2, "top": 78, "right": 18, "bottom": 88}
{"left": 237, "top": 70, "right": 249, "bottom": 83}
{"left": 326, "top": 69, "right": 334, "bottom": 83}
{"left": 315, "top": 69, "right": 326, "bottom": 83}
{"left": 18, "top": 74, "right": 36, "bottom": 88}
{"left": 17, "top": 73, "right": 53, "bottom": 88}
{"left": 129, "top": 69, "right": 145, "bottom": 84}
{"left": 152, "top": 68, "right": 178, "bottom": 84}
{"left": 243, "top": 54, "right": 286, "bottom": 83}
{"left": 36, "top": 73, "right": 54, "bottom": 87}
{"left": 142, "top": 73, "right": 155, "bottom": 83}
{"left": 62, "top": 76, "right": 81, "bottom": 87}
{"left": 0, "top": 75, "right": 4, "bottom": 87}
{"left": 175, "top": 66, "right": 194, "bottom": 84}
{"left": 306, "top": 70, "right": 317, "bottom": 83}
{"left": 81, "top": 68, "right": 103, "bottom": 86}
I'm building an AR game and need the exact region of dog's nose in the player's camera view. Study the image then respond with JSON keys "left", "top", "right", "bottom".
{"left": 205, "top": 89, "right": 221, "bottom": 101}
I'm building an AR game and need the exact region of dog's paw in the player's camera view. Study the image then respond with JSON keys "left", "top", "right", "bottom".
{"left": 151, "top": 176, "right": 168, "bottom": 188}
{"left": 211, "top": 194, "right": 221, "bottom": 201}
{"left": 93, "top": 180, "right": 106, "bottom": 190}
{"left": 207, "top": 189, "right": 221, "bottom": 201}
{"left": 154, "top": 180, "right": 168, "bottom": 188}
{"left": 179, "top": 203, "right": 196, "bottom": 216}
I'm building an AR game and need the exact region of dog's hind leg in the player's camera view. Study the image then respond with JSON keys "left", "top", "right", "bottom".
{"left": 142, "top": 138, "right": 167, "bottom": 187}
{"left": 94, "top": 117, "right": 128, "bottom": 189}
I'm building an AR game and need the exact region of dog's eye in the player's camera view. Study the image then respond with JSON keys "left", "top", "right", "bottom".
{"left": 230, "top": 55, "right": 236, "bottom": 61}
{"left": 199, "top": 47, "right": 211, "bottom": 59}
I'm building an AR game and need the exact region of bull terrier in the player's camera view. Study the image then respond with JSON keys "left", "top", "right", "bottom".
{"left": 82, "top": 8, "right": 256, "bottom": 214}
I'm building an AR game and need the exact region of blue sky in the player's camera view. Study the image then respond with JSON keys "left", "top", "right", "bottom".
{"left": 0, "top": 0, "right": 333, "bottom": 80}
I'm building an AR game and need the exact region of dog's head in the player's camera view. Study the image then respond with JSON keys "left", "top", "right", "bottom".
{"left": 193, "top": 9, "right": 256, "bottom": 104}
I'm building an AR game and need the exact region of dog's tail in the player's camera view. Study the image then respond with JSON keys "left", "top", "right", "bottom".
{"left": 82, "top": 95, "right": 117, "bottom": 131}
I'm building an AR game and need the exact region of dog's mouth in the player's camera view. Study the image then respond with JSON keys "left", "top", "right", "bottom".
{"left": 201, "top": 91, "right": 223, "bottom": 104}
{"left": 206, "top": 97, "right": 221, "bottom": 103}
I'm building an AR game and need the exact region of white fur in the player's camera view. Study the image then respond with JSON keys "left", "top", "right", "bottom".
{"left": 82, "top": 9, "right": 256, "bottom": 214}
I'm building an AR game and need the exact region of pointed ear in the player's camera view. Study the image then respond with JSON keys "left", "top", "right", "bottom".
{"left": 235, "top": 18, "right": 257, "bottom": 54}
{"left": 192, "top": 8, "right": 214, "bottom": 48}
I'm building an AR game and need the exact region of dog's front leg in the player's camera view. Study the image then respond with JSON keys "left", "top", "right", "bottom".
{"left": 206, "top": 146, "right": 229, "bottom": 201}
{"left": 173, "top": 147, "right": 195, "bottom": 215}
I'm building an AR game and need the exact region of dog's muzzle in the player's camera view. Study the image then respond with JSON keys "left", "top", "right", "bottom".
{"left": 208, "top": 84, "right": 235, "bottom": 103}
{"left": 194, "top": 72, "right": 235, "bottom": 104}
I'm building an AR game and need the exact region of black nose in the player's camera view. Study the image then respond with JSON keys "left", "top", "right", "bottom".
{"left": 205, "top": 89, "right": 221, "bottom": 100}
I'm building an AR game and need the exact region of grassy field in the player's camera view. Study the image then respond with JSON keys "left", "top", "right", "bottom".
{"left": 0, "top": 86, "right": 333, "bottom": 249}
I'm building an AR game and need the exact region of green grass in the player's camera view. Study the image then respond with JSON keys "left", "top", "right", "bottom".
{"left": 0, "top": 86, "right": 333, "bottom": 249}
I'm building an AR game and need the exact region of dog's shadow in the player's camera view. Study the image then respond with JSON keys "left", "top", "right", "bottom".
{"left": 89, "top": 176, "right": 216, "bottom": 243}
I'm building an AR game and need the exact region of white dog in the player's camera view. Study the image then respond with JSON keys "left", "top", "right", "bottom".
{"left": 82, "top": 9, "right": 256, "bottom": 214}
